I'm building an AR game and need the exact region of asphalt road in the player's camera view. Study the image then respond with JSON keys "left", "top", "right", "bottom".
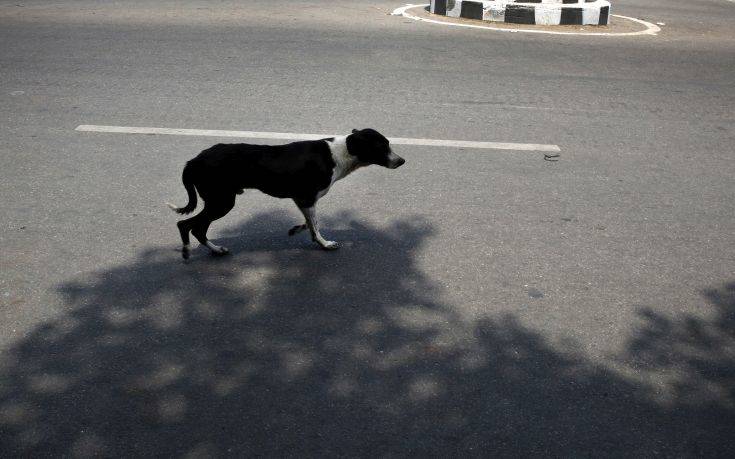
{"left": 1, "top": 0, "right": 734, "bottom": 456}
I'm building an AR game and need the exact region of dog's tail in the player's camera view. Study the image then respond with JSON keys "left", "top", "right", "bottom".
{"left": 167, "top": 161, "right": 198, "bottom": 215}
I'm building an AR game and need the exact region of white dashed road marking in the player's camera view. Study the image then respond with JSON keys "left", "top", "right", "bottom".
{"left": 75, "top": 124, "right": 561, "bottom": 152}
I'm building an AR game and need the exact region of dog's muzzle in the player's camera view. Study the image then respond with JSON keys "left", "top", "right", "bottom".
{"left": 387, "top": 152, "right": 406, "bottom": 169}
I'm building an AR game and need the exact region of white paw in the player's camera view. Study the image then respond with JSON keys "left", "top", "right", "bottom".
{"left": 206, "top": 241, "right": 229, "bottom": 255}
{"left": 320, "top": 241, "right": 340, "bottom": 251}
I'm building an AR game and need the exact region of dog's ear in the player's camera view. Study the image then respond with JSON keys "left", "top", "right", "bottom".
{"left": 346, "top": 129, "right": 365, "bottom": 158}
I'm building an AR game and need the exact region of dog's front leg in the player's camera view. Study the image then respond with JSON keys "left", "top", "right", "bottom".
{"left": 288, "top": 223, "right": 308, "bottom": 236}
{"left": 297, "top": 204, "right": 339, "bottom": 250}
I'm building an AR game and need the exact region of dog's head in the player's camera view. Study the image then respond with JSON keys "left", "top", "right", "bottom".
{"left": 346, "top": 128, "right": 405, "bottom": 169}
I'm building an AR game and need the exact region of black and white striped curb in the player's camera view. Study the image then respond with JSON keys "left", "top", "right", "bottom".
{"left": 429, "top": 0, "right": 611, "bottom": 26}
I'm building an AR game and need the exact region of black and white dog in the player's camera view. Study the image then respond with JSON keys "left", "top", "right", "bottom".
{"left": 168, "top": 128, "right": 405, "bottom": 259}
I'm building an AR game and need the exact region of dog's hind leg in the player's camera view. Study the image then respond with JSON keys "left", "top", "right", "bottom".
{"left": 295, "top": 201, "right": 339, "bottom": 250}
{"left": 178, "top": 193, "right": 235, "bottom": 258}
{"left": 176, "top": 219, "right": 194, "bottom": 259}
{"left": 192, "top": 193, "right": 236, "bottom": 255}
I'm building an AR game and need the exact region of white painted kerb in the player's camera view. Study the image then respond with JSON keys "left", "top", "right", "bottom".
{"left": 393, "top": 4, "right": 661, "bottom": 36}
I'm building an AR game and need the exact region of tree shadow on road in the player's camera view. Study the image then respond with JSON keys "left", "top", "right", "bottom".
{"left": 0, "top": 212, "right": 733, "bottom": 456}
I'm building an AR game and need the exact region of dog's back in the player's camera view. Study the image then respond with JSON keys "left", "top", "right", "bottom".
{"left": 189, "top": 140, "right": 335, "bottom": 200}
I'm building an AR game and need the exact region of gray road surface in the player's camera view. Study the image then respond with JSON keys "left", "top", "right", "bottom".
{"left": 1, "top": 0, "right": 734, "bottom": 456}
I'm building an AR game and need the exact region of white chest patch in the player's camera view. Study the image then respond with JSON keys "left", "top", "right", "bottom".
{"left": 318, "top": 136, "right": 363, "bottom": 200}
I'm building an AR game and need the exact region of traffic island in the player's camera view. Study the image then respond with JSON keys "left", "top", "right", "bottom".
{"left": 393, "top": 3, "right": 661, "bottom": 36}
{"left": 430, "top": 0, "right": 611, "bottom": 26}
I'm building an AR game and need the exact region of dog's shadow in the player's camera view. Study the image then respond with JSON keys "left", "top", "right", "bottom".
{"left": 1, "top": 211, "right": 734, "bottom": 456}
{"left": 202, "top": 210, "right": 387, "bottom": 255}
